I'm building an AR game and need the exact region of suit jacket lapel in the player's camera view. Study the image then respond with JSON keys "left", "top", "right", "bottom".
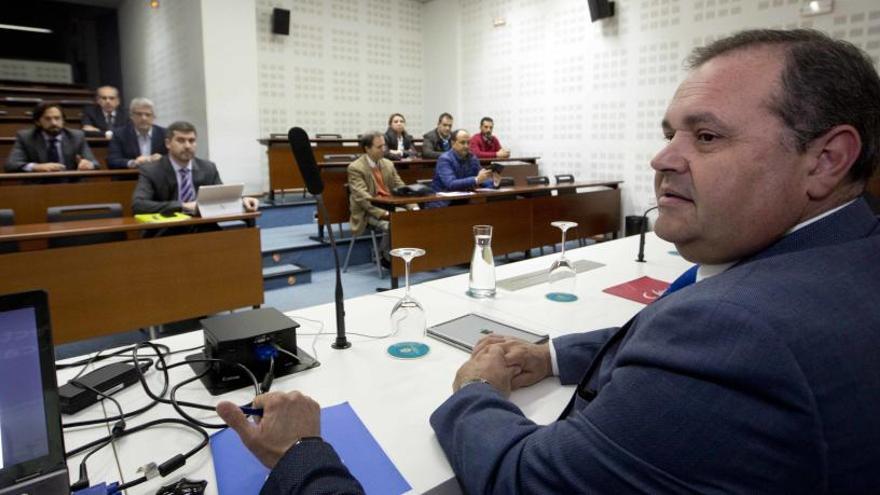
{"left": 60, "top": 132, "right": 74, "bottom": 169}
{"left": 32, "top": 130, "right": 48, "bottom": 164}
{"left": 162, "top": 158, "right": 179, "bottom": 199}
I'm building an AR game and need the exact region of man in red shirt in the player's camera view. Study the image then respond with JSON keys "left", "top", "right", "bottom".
{"left": 469, "top": 116, "right": 511, "bottom": 159}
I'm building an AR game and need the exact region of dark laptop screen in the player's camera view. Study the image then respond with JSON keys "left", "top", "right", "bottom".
{"left": 0, "top": 306, "right": 50, "bottom": 469}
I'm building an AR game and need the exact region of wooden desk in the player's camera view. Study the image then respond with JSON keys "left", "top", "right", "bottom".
{"left": 0, "top": 99, "right": 86, "bottom": 118}
{"left": 0, "top": 135, "right": 110, "bottom": 167}
{"left": 0, "top": 115, "right": 82, "bottom": 136}
{"left": 0, "top": 169, "right": 139, "bottom": 224}
{"left": 375, "top": 181, "right": 623, "bottom": 281}
{"left": 0, "top": 213, "right": 263, "bottom": 344}
{"left": 257, "top": 136, "right": 422, "bottom": 199}
{"left": 314, "top": 157, "right": 539, "bottom": 238}
{"left": 0, "top": 85, "right": 93, "bottom": 99}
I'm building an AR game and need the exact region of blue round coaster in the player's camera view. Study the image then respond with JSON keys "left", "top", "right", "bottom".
{"left": 668, "top": 250, "right": 681, "bottom": 256}
{"left": 546, "top": 292, "right": 578, "bottom": 302}
{"left": 387, "top": 341, "right": 430, "bottom": 359}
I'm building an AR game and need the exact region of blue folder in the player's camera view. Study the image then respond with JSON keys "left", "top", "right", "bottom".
{"left": 210, "top": 401, "right": 411, "bottom": 494}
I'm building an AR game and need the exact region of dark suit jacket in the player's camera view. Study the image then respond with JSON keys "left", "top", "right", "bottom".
{"left": 4, "top": 127, "right": 98, "bottom": 172}
{"left": 262, "top": 439, "right": 364, "bottom": 494}
{"left": 383, "top": 129, "right": 416, "bottom": 159}
{"left": 107, "top": 123, "right": 168, "bottom": 169}
{"left": 131, "top": 155, "right": 222, "bottom": 214}
{"left": 81, "top": 105, "right": 128, "bottom": 132}
{"left": 430, "top": 199, "right": 880, "bottom": 494}
{"left": 421, "top": 128, "right": 452, "bottom": 159}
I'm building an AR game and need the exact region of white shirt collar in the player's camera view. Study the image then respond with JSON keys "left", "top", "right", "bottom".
{"left": 695, "top": 198, "right": 858, "bottom": 282}
{"left": 365, "top": 155, "right": 378, "bottom": 169}
{"left": 169, "top": 155, "right": 192, "bottom": 171}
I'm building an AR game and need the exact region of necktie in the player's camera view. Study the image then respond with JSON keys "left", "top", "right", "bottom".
{"left": 47, "top": 137, "right": 60, "bottom": 164}
{"left": 179, "top": 168, "right": 196, "bottom": 203}
{"left": 106, "top": 112, "right": 114, "bottom": 128}
{"left": 663, "top": 264, "right": 699, "bottom": 297}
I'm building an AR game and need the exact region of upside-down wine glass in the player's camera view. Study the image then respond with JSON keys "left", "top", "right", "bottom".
{"left": 388, "top": 247, "right": 430, "bottom": 358}
{"left": 546, "top": 221, "right": 579, "bottom": 302}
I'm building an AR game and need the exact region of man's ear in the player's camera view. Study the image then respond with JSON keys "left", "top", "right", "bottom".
{"left": 805, "top": 124, "right": 862, "bottom": 201}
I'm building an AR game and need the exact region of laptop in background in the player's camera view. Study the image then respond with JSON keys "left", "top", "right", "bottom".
{"left": 197, "top": 184, "right": 244, "bottom": 218}
{"left": 0, "top": 290, "right": 69, "bottom": 495}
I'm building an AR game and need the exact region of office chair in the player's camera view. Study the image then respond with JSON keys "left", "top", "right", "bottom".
{"left": 0, "top": 209, "right": 16, "bottom": 254}
{"left": 47, "top": 203, "right": 125, "bottom": 248}
{"left": 341, "top": 184, "right": 385, "bottom": 278}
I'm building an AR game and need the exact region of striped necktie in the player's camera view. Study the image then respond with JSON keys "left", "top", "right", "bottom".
{"left": 179, "top": 168, "right": 196, "bottom": 202}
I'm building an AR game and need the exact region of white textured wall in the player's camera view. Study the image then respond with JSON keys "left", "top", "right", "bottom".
{"left": 254, "top": 0, "right": 427, "bottom": 138}
{"left": 432, "top": 0, "right": 880, "bottom": 218}
{"left": 118, "top": 0, "right": 209, "bottom": 156}
{"left": 201, "top": 0, "right": 263, "bottom": 193}
{"left": 422, "top": 0, "right": 461, "bottom": 128}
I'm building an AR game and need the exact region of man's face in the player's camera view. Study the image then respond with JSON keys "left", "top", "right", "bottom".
{"left": 366, "top": 135, "right": 386, "bottom": 161}
{"left": 130, "top": 105, "right": 155, "bottom": 133}
{"left": 96, "top": 87, "right": 119, "bottom": 113}
{"left": 452, "top": 131, "right": 470, "bottom": 157}
{"left": 438, "top": 117, "right": 453, "bottom": 138}
{"left": 37, "top": 107, "right": 64, "bottom": 136}
{"left": 480, "top": 120, "right": 493, "bottom": 137}
{"left": 166, "top": 131, "right": 197, "bottom": 163}
{"left": 651, "top": 48, "right": 813, "bottom": 264}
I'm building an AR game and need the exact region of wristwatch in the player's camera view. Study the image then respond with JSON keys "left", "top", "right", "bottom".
{"left": 457, "top": 378, "right": 491, "bottom": 392}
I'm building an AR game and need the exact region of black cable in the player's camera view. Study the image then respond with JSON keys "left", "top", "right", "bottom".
{"left": 133, "top": 342, "right": 261, "bottom": 429}
{"left": 66, "top": 418, "right": 209, "bottom": 492}
{"left": 261, "top": 355, "right": 275, "bottom": 394}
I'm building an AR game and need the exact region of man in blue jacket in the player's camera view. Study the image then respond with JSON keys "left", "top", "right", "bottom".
{"left": 216, "top": 29, "right": 880, "bottom": 494}
{"left": 429, "top": 129, "right": 500, "bottom": 207}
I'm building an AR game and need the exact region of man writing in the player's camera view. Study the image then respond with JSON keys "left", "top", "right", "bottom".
{"left": 216, "top": 29, "right": 880, "bottom": 493}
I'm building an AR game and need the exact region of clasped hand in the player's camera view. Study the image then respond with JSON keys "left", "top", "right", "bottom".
{"left": 453, "top": 335, "right": 553, "bottom": 397}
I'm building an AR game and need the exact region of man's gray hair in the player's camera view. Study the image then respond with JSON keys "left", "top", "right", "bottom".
{"left": 129, "top": 97, "right": 155, "bottom": 114}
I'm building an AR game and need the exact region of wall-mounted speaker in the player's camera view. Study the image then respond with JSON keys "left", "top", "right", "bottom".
{"left": 587, "top": 0, "right": 615, "bottom": 22}
{"left": 271, "top": 8, "right": 290, "bottom": 35}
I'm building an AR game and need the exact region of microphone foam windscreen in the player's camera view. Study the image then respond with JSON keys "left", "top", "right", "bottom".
{"left": 287, "top": 126, "right": 324, "bottom": 195}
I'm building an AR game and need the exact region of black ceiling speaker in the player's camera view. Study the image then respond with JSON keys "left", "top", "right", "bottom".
{"left": 588, "top": 0, "right": 615, "bottom": 22}
{"left": 272, "top": 8, "right": 290, "bottom": 35}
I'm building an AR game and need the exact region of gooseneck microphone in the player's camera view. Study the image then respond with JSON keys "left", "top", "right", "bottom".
{"left": 287, "top": 127, "right": 350, "bottom": 349}
{"left": 636, "top": 205, "right": 659, "bottom": 263}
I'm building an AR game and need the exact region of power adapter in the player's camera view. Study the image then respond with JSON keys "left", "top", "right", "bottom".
{"left": 59, "top": 360, "right": 152, "bottom": 415}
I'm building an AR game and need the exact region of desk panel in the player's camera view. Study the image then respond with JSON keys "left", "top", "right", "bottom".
{"left": 0, "top": 227, "right": 263, "bottom": 343}
{"left": 531, "top": 188, "right": 622, "bottom": 245}
{"left": 0, "top": 178, "right": 136, "bottom": 224}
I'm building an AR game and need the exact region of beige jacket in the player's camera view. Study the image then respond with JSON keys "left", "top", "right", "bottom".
{"left": 347, "top": 154, "right": 408, "bottom": 236}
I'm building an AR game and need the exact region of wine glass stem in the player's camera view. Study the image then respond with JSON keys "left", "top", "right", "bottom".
{"left": 404, "top": 259, "right": 411, "bottom": 297}
{"left": 560, "top": 230, "right": 567, "bottom": 257}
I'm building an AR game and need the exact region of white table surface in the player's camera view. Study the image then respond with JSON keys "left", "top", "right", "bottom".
{"left": 58, "top": 233, "right": 688, "bottom": 494}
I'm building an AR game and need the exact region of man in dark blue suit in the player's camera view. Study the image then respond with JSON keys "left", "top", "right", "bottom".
{"left": 215, "top": 29, "right": 880, "bottom": 494}
{"left": 107, "top": 97, "right": 167, "bottom": 169}
{"left": 431, "top": 29, "right": 880, "bottom": 494}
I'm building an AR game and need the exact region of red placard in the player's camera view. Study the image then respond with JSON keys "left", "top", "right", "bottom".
{"left": 603, "top": 276, "right": 670, "bottom": 305}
